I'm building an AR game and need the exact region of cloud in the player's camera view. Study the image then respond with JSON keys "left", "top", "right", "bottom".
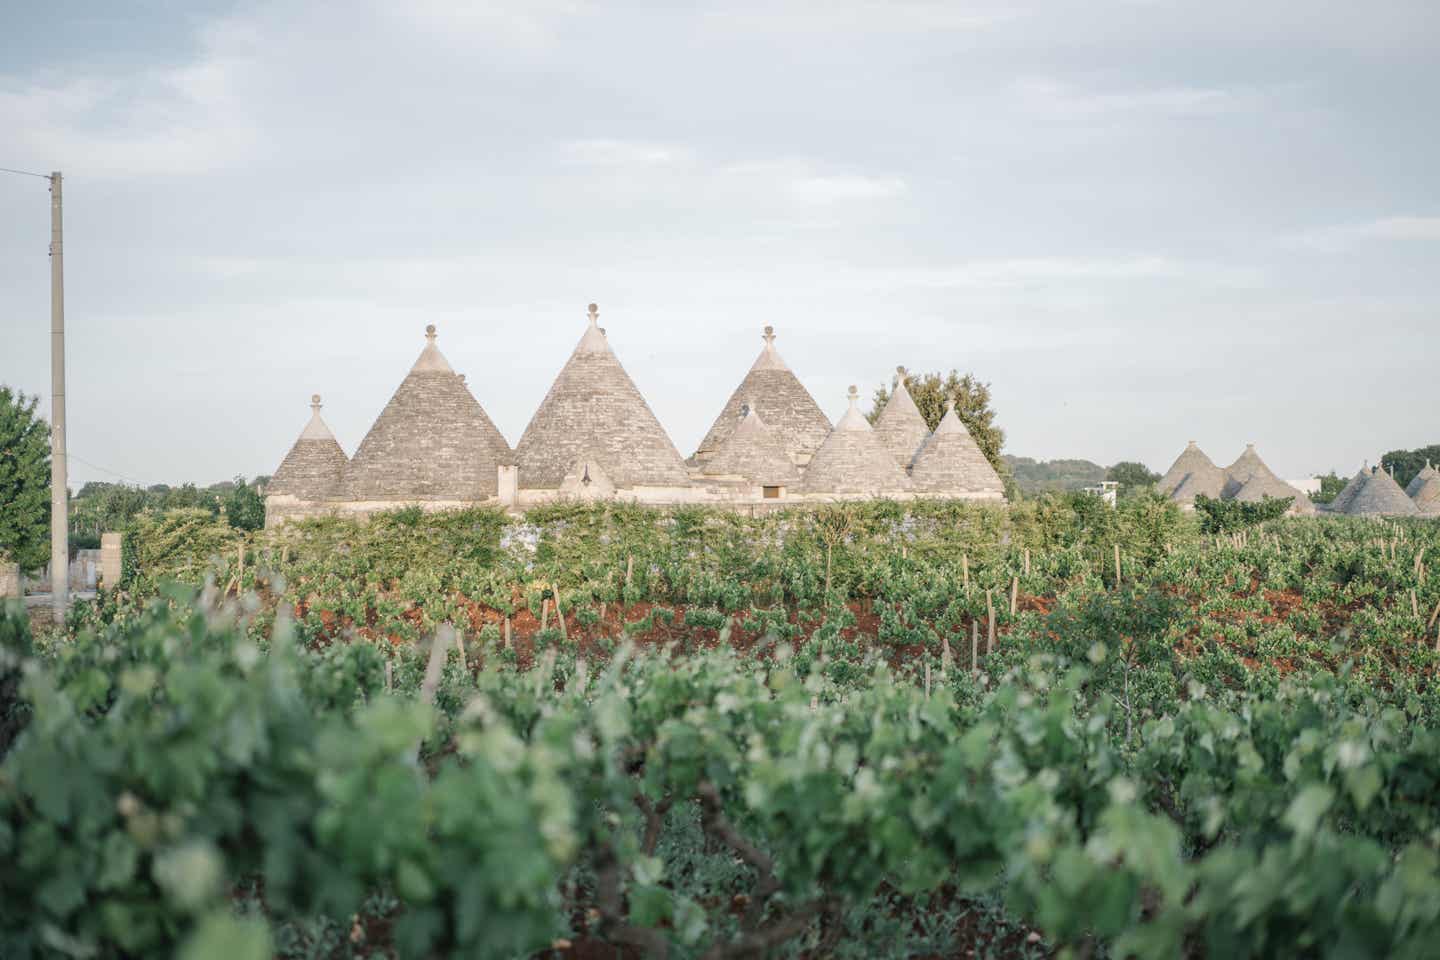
{"left": 857, "top": 256, "right": 1259, "bottom": 290}
{"left": 702, "top": 1, "right": 1020, "bottom": 34}
{"left": 557, "top": 139, "right": 696, "bottom": 168}
{"left": 789, "top": 174, "right": 908, "bottom": 203}
{"left": 375, "top": 0, "right": 588, "bottom": 53}
{"left": 1290, "top": 216, "right": 1440, "bottom": 252}
{"left": 0, "top": 19, "right": 260, "bottom": 178}
{"left": 1014, "top": 77, "right": 1246, "bottom": 117}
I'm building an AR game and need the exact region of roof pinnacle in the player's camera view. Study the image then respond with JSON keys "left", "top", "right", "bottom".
{"left": 848, "top": 385, "right": 859, "bottom": 408}
{"left": 425, "top": 324, "right": 437, "bottom": 343}
{"left": 587, "top": 303, "right": 599, "bottom": 327}
{"left": 762, "top": 325, "right": 775, "bottom": 346}
{"left": 311, "top": 394, "right": 322, "bottom": 412}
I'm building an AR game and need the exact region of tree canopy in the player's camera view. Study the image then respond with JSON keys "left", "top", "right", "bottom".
{"left": 867, "top": 370, "right": 1005, "bottom": 472}
{"left": 1380, "top": 445, "right": 1440, "bottom": 490}
{"left": 1106, "top": 461, "right": 1160, "bottom": 500}
{"left": 0, "top": 386, "right": 51, "bottom": 571}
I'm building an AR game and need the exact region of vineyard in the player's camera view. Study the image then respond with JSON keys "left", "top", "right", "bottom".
{"left": 5, "top": 496, "right": 1440, "bottom": 959}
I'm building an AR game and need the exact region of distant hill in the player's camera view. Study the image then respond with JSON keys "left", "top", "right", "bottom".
{"left": 1003, "top": 455, "right": 1108, "bottom": 497}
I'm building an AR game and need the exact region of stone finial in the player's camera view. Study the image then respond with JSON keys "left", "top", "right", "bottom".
{"left": 311, "top": 394, "right": 322, "bottom": 412}
{"left": 762, "top": 325, "right": 776, "bottom": 345}
{"left": 847, "top": 385, "right": 859, "bottom": 408}
{"left": 425, "top": 324, "right": 437, "bottom": 343}
{"left": 588, "top": 303, "right": 599, "bottom": 326}
{"left": 896, "top": 365, "right": 907, "bottom": 384}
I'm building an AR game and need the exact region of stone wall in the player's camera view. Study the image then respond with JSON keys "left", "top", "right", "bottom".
{"left": 0, "top": 563, "right": 19, "bottom": 599}
{"left": 101, "top": 533, "right": 123, "bottom": 589}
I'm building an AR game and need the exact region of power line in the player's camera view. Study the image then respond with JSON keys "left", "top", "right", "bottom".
{"left": 67, "top": 453, "right": 160, "bottom": 489}
{"left": 0, "top": 165, "right": 51, "bottom": 180}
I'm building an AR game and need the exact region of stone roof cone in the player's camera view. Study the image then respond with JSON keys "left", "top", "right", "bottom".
{"left": 798, "top": 386, "right": 913, "bottom": 496}
{"left": 909, "top": 401, "right": 1006, "bottom": 498}
{"left": 1405, "top": 461, "right": 1439, "bottom": 499}
{"left": 1344, "top": 466, "right": 1420, "bottom": 516}
{"left": 873, "top": 367, "right": 930, "bottom": 469}
{"left": 1326, "top": 466, "right": 1369, "bottom": 514}
{"left": 515, "top": 304, "right": 690, "bottom": 489}
{"left": 703, "top": 402, "right": 801, "bottom": 486}
{"left": 1222, "top": 444, "right": 1314, "bottom": 513}
{"left": 1409, "top": 465, "right": 1440, "bottom": 515}
{"left": 269, "top": 394, "right": 349, "bottom": 499}
{"left": 693, "top": 325, "right": 832, "bottom": 467}
{"left": 1157, "top": 441, "right": 1226, "bottom": 504}
{"left": 346, "top": 325, "right": 513, "bottom": 500}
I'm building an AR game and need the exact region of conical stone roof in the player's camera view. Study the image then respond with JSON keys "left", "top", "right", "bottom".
{"left": 515, "top": 304, "right": 690, "bottom": 489}
{"left": 873, "top": 368, "right": 931, "bottom": 469}
{"left": 1405, "top": 462, "right": 1439, "bottom": 499}
{"left": 1411, "top": 473, "right": 1440, "bottom": 516}
{"left": 346, "top": 326, "right": 513, "bottom": 501}
{"left": 1221, "top": 444, "right": 1314, "bottom": 514}
{"left": 703, "top": 404, "right": 800, "bottom": 486}
{"left": 269, "top": 394, "right": 349, "bottom": 499}
{"left": 1157, "top": 441, "right": 1227, "bottom": 504}
{"left": 694, "top": 325, "right": 832, "bottom": 467}
{"left": 1345, "top": 467, "right": 1420, "bottom": 517}
{"left": 798, "top": 386, "right": 913, "bottom": 496}
{"left": 909, "top": 402, "right": 1006, "bottom": 497}
{"left": 1326, "top": 467, "right": 1369, "bottom": 514}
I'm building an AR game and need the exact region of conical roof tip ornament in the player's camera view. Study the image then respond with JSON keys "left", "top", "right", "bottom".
{"left": 426, "top": 324, "right": 437, "bottom": 342}
{"left": 311, "top": 394, "right": 322, "bottom": 411}
{"left": 588, "top": 303, "right": 599, "bottom": 326}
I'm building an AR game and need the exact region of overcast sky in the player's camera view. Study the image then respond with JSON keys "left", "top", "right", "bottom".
{"left": 2, "top": 0, "right": 1437, "bottom": 489}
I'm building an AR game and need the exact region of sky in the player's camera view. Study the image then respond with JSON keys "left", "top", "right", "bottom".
{"left": 2, "top": 0, "right": 1437, "bottom": 489}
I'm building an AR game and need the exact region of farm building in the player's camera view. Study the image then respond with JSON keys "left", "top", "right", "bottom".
{"left": 1335, "top": 466, "right": 1420, "bottom": 517}
{"left": 264, "top": 306, "right": 1008, "bottom": 525}
{"left": 1157, "top": 442, "right": 1315, "bottom": 514}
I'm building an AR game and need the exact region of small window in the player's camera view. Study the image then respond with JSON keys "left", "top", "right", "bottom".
{"left": 763, "top": 485, "right": 782, "bottom": 499}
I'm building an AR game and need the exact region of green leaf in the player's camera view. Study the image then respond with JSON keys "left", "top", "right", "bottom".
{"left": 178, "top": 911, "right": 270, "bottom": 960}
{"left": 1283, "top": 785, "right": 1334, "bottom": 840}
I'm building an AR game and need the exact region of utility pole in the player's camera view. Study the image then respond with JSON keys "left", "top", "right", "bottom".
{"left": 49, "top": 171, "right": 67, "bottom": 615}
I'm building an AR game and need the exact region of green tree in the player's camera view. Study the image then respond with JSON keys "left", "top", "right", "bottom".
{"left": 868, "top": 370, "right": 1006, "bottom": 473}
{"left": 1310, "top": 472, "right": 1346, "bottom": 505}
{"left": 0, "top": 386, "right": 52, "bottom": 571}
{"left": 1106, "top": 461, "right": 1160, "bottom": 500}
{"left": 224, "top": 477, "right": 266, "bottom": 532}
{"left": 1380, "top": 446, "right": 1440, "bottom": 490}
{"left": 1193, "top": 493, "right": 1292, "bottom": 533}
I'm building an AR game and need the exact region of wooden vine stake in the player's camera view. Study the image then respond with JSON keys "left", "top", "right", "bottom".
{"left": 384, "top": 660, "right": 392, "bottom": 693}
{"left": 962, "top": 554, "right": 969, "bottom": 588}
{"left": 555, "top": 591, "right": 567, "bottom": 641}
{"left": 1412, "top": 590, "right": 1421, "bottom": 619}
{"left": 420, "top": 624, "right": 452, "bottom": 707}
{"left": 539, "top": 598, "right": 549, "bottom": 632}
{"left": 924, "top": 662, "right": 931, "bottom": 699}
{"left": 941, "top": 633, "right": 952, "bottom": 675}
{"left": 503, "top": 614, "right": 511, "bottom": 649}
{"left": 1427, "top": 599, "right": 1440, "bottom": 633}
{"left": 625, "top": 554, "right": 634, "bottom": 590}
{"left": 1113, "top": 544, "right": 1122, "bottom": 586}
{"left": 1009, "top": 576, "right": 1019, "bottom": 616}
{"left": 986, "top": 589, "right": 996, "bottom": 656}
{"left": 455, "top": 628, "right": 468, "bottom": 674}
{"left": 971, "top": 620, "right": 979, "bottom": 675}
{"left": 237, "top": 542, "right": 245, "bottom": 576}
{"left": 1023, "top": 548, "right": 1031, "bottom": 576}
